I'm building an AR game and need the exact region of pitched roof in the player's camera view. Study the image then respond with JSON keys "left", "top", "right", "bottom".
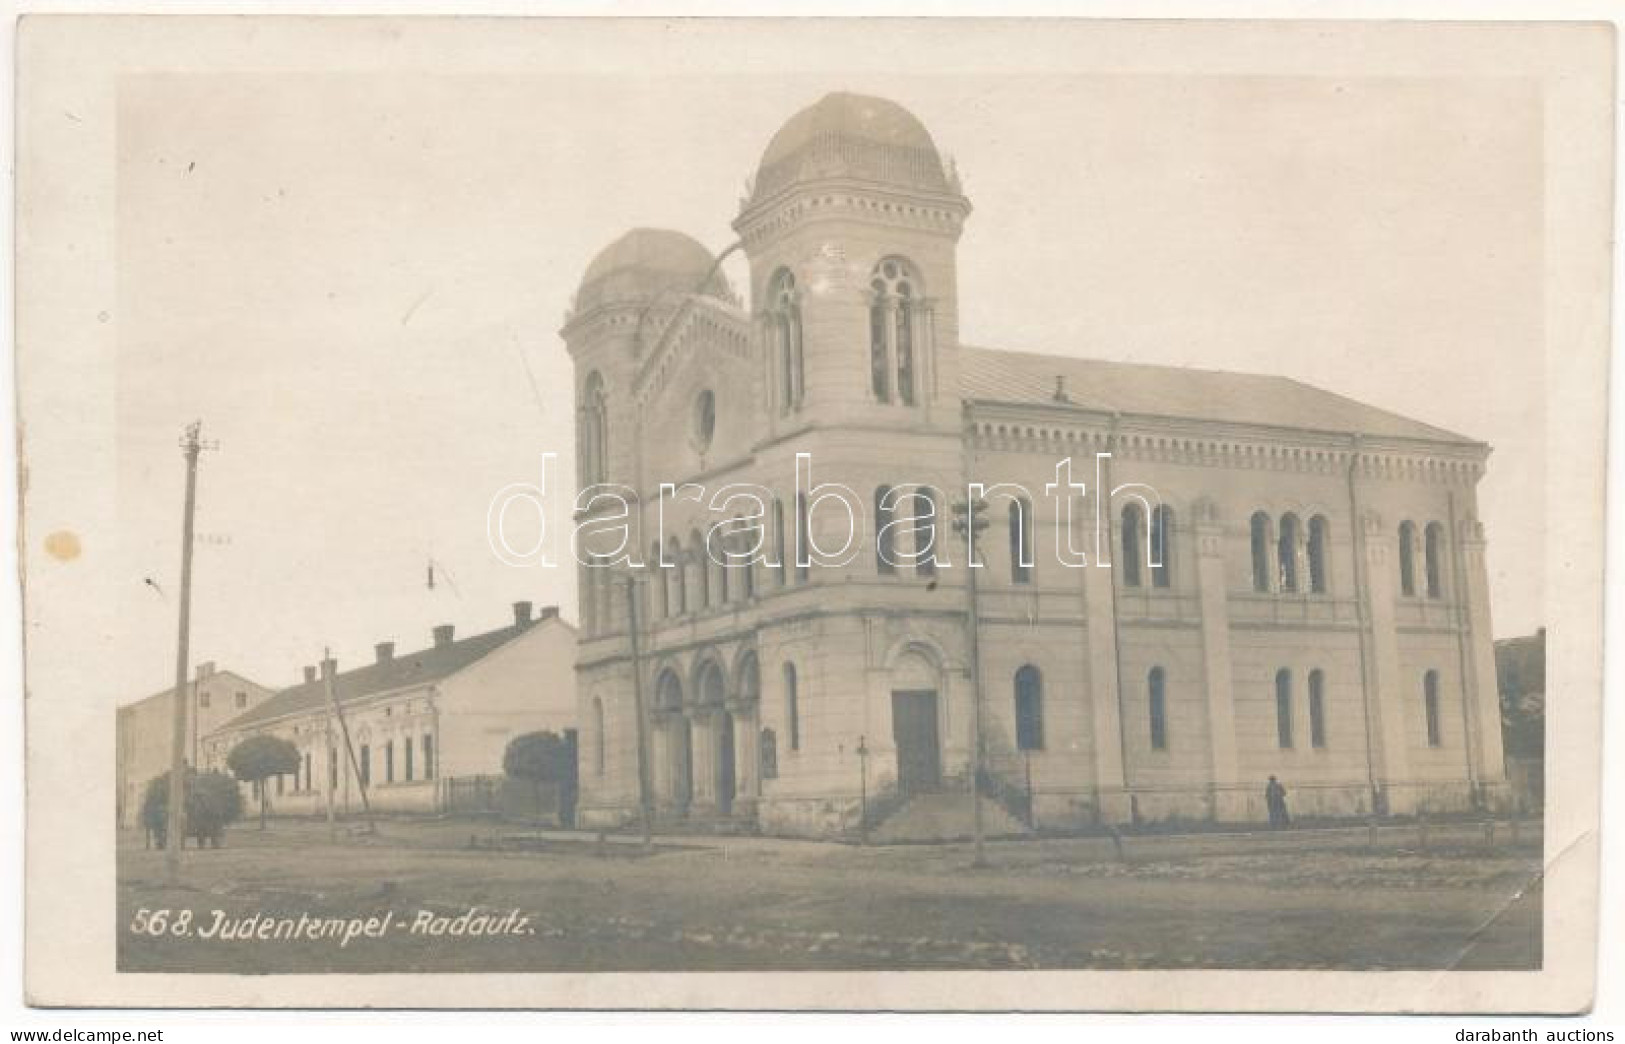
{"left": 959, "top": 345, "right": 1476, "bottom": 445}
{"left": 217, "top": 617, "right": 561, "bottom": 731}
{"left": 123, "top": 668, "right": 270, "bottom": 713}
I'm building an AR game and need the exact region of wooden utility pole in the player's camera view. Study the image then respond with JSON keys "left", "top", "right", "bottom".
{"left": 323, "top": 647, "right": 376, "bottom": 834}
{"left": 324, "top": 712, "right": 336, "bottom": 838}
{"left": 623, "top": 572, "right": 654, "bottom": 849}
{"left": 954, "top": 403, "right": 991, "bottom": 868}
{"left": 165, "top": 422, "right": 208, "bottom": 879}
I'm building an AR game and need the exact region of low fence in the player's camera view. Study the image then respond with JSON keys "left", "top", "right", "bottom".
{"left": 441, "top": 774, "right": 575, "bottom": 826}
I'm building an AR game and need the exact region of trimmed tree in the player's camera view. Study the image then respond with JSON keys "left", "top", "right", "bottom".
{"left": 503, "top": 731, "right": 573, "bottom": 824}
{"left": 227, "top": 734, "right": 301, "bottom": 829}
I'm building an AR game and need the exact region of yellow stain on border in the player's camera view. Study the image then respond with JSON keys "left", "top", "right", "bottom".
{"left": 44, "top": 530, "right": 81, "bottom": 562}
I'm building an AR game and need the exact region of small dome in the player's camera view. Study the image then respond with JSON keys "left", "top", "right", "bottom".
{"left": 575, "top": 228, "right": 727, "bottom": 313}
{"left": 751, "top": 92, "right": 951, "bottom": 205}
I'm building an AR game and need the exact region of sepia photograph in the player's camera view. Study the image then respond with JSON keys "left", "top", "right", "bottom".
{"left": 11, "top": 11, "right": 1613, "bottom": 1017}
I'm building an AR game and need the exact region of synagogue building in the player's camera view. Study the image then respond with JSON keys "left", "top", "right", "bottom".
{"left": 566, "top": 92, "right": 1508, "bottom": 837}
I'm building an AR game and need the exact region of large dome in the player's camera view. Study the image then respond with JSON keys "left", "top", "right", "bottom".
{"left": 749, "top": 92, "right": 951, "bottom": 205}
{"left": 575, "top": 228, "right": 727, "bottom": 313}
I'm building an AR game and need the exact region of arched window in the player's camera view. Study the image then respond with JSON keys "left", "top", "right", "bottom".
{"left": 769, "top": 269, "right": 804, "bottom": 411}
{"left": 655, "top": 668, "right": 684, "bottom": 713}
{"left": 1308, "top": 669, "right": 1327, "bottom": 749}
{"left": 1424, "top": 522, "right": 1445, "bottom": 599}
{"left": 1398, "top": 521, "right": 1418, "bottom": 597}
{"left": 688, "top": 530, "right": 709, "bottom": 610}
{"left": 735, "top": 520, "right": 755, "bottom": 600}
{"left": 1275, "top": 668, "right": 1294, "bottom": 748}
{"left": 783, "top": 663, "right": 800, "bottom": 751}
{"left": 580, "top": 371, "right": 609, "bottom": 486}
{"left": 914, "top": 488, "right": 939, "bottom": 579}
{"left": 591, "top": 697, "right": 606, "bottom": 776}
{"left": 1010, "top": 498, "right": 1034, "bottom": 584}
{"left": 710, "top": 532, "right": 728, "bottom": 606}
{"left": 1424, "top": 669, "right": 1442, "bottom": 747}
{"left": 875, "top": 486, "right": 897, "bottom": 575}
{"left": 869, "top": 257, "right": 920, "bottom": 406}
{"left": 1148, "top": 667, "right": 1168, "bottom": 751}
{"left": 648, "top": 542, "right": 664, "bottom": 620}
{"left": 1308, "top": 515, "right": 1329, "bottom": 594}
{"left": 1014, "top": 665, "right": 1044, "bottom": 751}
{"left": 666, "top": 536, "right": 685, "bottom": 615}
{"left": 1150, "top": 506, "right": 1173, "bottom": 588}
{"left": 1121, "top": 502, "right": 1144, "bottom": 588}
{"left": 1278, "top": 513, "right": 1302, "bottom": 593}
{"left": 1250, "top": 511, "right": 1274, "bottom": 592}
{"left": 772, "top": 498, "right": 789, "bottom": 588}
{"left": 794, "top": 493, "right": 811, "bottom": 583}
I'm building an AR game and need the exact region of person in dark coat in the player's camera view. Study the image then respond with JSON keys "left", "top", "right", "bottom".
{"left": 1265, "top": 775, "right": 1290, "bottom": 829}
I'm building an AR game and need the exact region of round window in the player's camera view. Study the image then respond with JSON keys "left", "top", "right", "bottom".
{"left": 693, "top": 389, "right": 716, "bottom": 451}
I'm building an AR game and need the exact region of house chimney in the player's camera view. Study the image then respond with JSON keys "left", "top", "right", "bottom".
{"left": 375, "top": 641, "right": 395, "bottom": 664}
{"left": 303, "top": 665, "right": 317, "bottom": 684}
{"left": 513, "top": 601, "right": 533, "bottom": 627}
{"left": 320, "top": 657, "right": 337, "bottom": 680}
{"left": 538, "top": 605, "right": 559, "bottom": 620}
{"left": 195, "top": 661, "right": 216, "bottom": 680}
{"left": 433, "top": 624, "right": 455, "bottom": 648}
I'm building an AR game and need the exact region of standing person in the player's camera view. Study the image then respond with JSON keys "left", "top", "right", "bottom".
{"left": 1265, "top": 775, "right": 1290, "bottom": 829}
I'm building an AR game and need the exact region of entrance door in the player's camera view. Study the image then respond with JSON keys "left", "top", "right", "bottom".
{"left": 891, "top": 690, "right": 942, "bottom": 794}
{"left": 718, "top": 713, "right": 737, "bottom": 814}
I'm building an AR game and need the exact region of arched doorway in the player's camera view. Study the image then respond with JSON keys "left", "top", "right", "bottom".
{"left": 654, "top": 668, "right": 692, "bottom": 810}
{"left": 694, "top": 659, "right": 730, "bottom": 812}
{"left": 891, "top": 647, "right": 943, "bottom": 794}
{"left": 719, "top": 712, "right": 737, "bottom": 814}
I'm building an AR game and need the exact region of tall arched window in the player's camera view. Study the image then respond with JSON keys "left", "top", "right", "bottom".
{"left": 869, "top": 257, "right": 920, "bottom": 406}
{"left": 1398, "top": 521, "right": 1418, "bottom": 597}
{"left": 710, "top": 536, "right": 728, "bottom": 607}
{"left": 1121, "top": 502, "right": 1144, "bottom": 588}
{"left": 1275, "top": 668, "right": 1294, "bottom": 748}
{"left": 648, "top": 542, "right": 665, "bottom": 620}
{"left": 1424, "top": 522, "right": 1445, "bottom": 599}
{"left": 1150, "top": 506, "right": 1173, "bottom": 589}
{"left": 689, "top": 530, "right": 709, "bottom": 610}
{"left": 1014, "top": 665, "right": 1044, "bottom": 751}
{"left": 769, "top": 269, "right": 804, "bottom": 411}
{"left": 733, "top": 520, "right": 755, "bottom": 600}
{"left": 1308, "top": 669, "right": 1327, "bottom": 749}
{"left": 772, "top": 498, "right": 788, "bottom": 588}
{"left": 1278, "top": 513, "right": 1302, "bottom": 593}
{"left": 1423, "top": 669, "right": 1442, "bottom": 747}
{"left": 1148, "top": 667, "right": 1168, "bottom": 751}
{"left": 1009, "top": 498, "right": 1034, "bottom": 584}
{"left": 783, "top": 663, "right": 800, "bottom": 751}
{"left": 914, "top": 489, "right": 939, "bottom": 579}
{"left": 592, "top": 697, "right": 606, "bottom": 776}
{"left": 1251, "top": 511, "right": 1274, "bottom": 592}
{"left": 1308, "top": 515, "right": 1329, "bottom": 594}
{"left": 666, "top": 536, "right": 685, "bottom": 615}
{"left": 795, "top": 493, "right": 810, "bottom": 582}
{"left": 875, "top": 486, "right": 897, "bottom": 575}
{"left": 580, "top": 371, "right": 609, "bottom": 486}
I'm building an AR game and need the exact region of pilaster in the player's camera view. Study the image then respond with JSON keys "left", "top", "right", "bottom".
{"left": 1193, "top": 500, "right": 1243, "bottom": 819}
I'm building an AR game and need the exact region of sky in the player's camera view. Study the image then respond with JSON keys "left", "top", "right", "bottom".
{"left": 113, "top": 65, "right": 1544, "bottom": 700}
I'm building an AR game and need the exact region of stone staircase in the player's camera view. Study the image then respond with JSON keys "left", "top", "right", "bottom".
{"left": 868, "top": 791, "right": 1032, "bottom": 844}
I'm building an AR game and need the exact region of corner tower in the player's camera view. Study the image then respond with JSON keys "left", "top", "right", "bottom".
{"left": 562, "top": 228, "right": 731, "bottom": 492}
{"left": 734, "top": 93, "right": 972, "bottom": 433}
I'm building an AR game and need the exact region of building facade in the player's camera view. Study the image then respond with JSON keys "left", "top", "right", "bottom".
{"left": 202, "top": 602, "right": 577, "bottom": 816}
{"left": 117, "top": 663, "right": 276, "bottom": 828}
{"left": 568, "top": 92, "right": 1508, "bottom": 837}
